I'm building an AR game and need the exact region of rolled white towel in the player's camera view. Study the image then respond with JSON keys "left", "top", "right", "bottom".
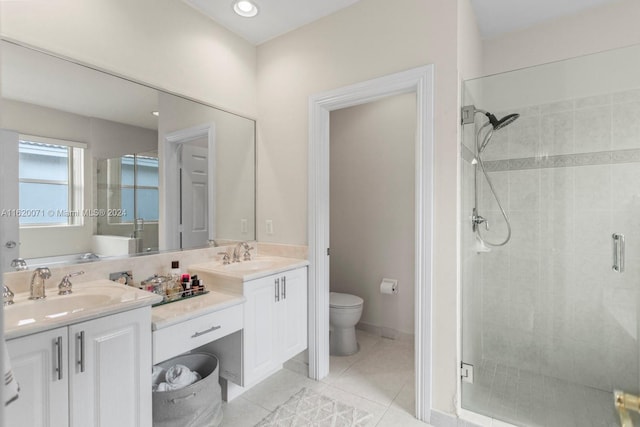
{"left": 155, "top": 364, "right": 201, "bottom": 391}
{"left": 3, "top": 340, "right": 19, "bottom": 406}
{"left": 151, "top": 366, "right": 166, "bottom": 392}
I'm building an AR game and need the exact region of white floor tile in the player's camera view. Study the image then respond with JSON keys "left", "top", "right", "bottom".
{"left": 241, "top": 368, "right": 327, "bottom": 411}
{"left": 228, "top": 329, "right": 420, "bottom": 426}
{"left": 329, "top": 336, "right": 414, "bottom": 406}
{"left": 390, "top": 378, "right": 415, "bottom": 414}
{"left": 221, "top": 396, "right": 270, "bottom": 426}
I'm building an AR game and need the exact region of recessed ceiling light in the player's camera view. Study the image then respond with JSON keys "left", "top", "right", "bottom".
{"left": 151, "top": 111, "right": 159, "bottom": 117}
{"left": 233, "top": 0, "right": 258, "bottom": 18}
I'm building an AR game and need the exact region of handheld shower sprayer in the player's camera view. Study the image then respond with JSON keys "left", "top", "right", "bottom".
{"left": 462, "top": 105, "right": 520, "bottom": 248}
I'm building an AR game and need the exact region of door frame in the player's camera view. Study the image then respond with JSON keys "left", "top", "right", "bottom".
{"left": 160, "top": 123, "right": 216, "bottom": 250}
{"left": 308, "top": 65, "right": 435, "bottom": 421}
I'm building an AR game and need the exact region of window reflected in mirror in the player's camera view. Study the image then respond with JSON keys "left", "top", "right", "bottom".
{"left": 18, "top": 135, "right": 85, "bottom": 227}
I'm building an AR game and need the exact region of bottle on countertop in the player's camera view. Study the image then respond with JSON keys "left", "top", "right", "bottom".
{"left": 165, "top": 261, "right": 183, "bottom": 301}
{"left": 191, "top": 275, "right": 201, "bottom": 295}
{"left": 169, "top": 261, "right": 181, "bottom": 280}
{"left": 181, "top": 273, "right": 191, "bottom": 297}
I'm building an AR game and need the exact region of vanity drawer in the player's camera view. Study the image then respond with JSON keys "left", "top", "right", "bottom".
{"left": 153, "top": 304, "right": 243, "bottom": 364}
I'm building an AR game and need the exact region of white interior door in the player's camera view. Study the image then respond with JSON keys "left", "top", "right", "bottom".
{"left": 180, "top": 142, "right": 209, "bottom": 249}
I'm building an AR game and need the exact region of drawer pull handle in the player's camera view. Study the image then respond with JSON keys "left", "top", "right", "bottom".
{"left": 191, "top": 325, "right": 221, "bottom": 338}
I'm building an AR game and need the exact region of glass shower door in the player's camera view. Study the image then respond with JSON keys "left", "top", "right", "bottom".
{"left": 460, "top": 43, "right": 640, "bottom": 427}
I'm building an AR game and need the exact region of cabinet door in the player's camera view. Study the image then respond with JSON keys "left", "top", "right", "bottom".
{"left": 243, "top": 275, "right": 279, "bottom": 386}
{"left": 278, "top": 267, "right": 308, "bottom": 361}
{"left": 69, "top": 307, "right": 152, "bottom": 427}
{"left": 6, "top": 327, "right": 69, "bottom": 427}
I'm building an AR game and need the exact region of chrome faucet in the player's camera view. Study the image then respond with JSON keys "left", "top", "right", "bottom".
{"left": 58, "top": 271, "right": 85, "bottom": 295}
{"left": 232, "top": 241, "right": 253, "bottom": 263}
{"left": 3, "top": 285, "right": 15, "bottom": 306}
{"left": 29, "top": 267, "right": 51, "bottom": 300}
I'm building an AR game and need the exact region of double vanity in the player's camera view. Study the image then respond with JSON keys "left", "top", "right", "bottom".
{"left": 4, "top": 252, "right": 308, "bottom": 427}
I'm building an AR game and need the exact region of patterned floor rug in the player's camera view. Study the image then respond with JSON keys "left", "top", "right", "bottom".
{"left": 255, "top": 387, "right": 372, "bottom": 427}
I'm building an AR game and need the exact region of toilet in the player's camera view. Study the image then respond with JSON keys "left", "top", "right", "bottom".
{"left": 329, "top": 292, "right": 364, "bottom": 356}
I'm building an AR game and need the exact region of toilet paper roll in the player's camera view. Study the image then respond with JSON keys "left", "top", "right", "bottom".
{"left": 380, "top": 278, "right": 398, "bottom": 295}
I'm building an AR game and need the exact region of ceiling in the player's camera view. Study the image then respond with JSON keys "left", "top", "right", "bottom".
{"left": 185, "top": 0, "right": 623, "bottom": 44}
{"left": 183, "top": 0, "right": 360, "bottom": 45}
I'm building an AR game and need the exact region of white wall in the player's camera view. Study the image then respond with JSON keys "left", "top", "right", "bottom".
{"left": 483, "top": 0, "right": 640, "bottom": 76}
{"left": 330, "top": 93, "right": 416, "bottom": 335}
{"left": 0, "top": 0, "right": 257, "bottom": 118}
{"left": 257, "top": 0, "right": 463, "bottom": 413}
{"left": 457, "top": 0, "right": 484, "bottom": 80}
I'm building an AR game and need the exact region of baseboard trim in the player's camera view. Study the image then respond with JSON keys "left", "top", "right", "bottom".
{"left": 356, "top": 322, "right": 414, "bottom": 342}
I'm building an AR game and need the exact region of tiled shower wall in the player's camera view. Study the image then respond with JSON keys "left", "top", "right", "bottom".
{"left": 472, "top": 89, "right": 640, "bottom": 393}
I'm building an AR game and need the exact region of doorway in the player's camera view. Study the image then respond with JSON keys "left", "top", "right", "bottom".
{"left": 327, "top": 92, "right": 417, "bottom": 407}
{"left": 160, "top": 123, "right": 216, "bottom": 250}
{"left": 308, "top": 65, "right": 435, "bottom": 421}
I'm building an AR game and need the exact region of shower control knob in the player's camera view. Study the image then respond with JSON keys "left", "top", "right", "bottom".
{"left": 472, "top": 214, "right": 489, "bottom": 232}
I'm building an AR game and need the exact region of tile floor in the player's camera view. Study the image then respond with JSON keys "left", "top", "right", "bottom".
{"left": 462, "top": 359, "right": 632, "bottom": 427}
{"left": 221, "top": 329, "right": 431, "bottom": 426}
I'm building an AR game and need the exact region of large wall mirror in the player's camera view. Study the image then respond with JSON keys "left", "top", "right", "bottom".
{"left": 0, "top": 40, "right": 256, "bottom": 265}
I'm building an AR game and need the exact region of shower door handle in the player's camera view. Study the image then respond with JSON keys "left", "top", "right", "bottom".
{"left": 613, "top": 233, "right": 625, "bottom": 273}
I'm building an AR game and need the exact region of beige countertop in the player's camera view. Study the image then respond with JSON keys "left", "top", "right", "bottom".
{"left": 4, "top": 280, "right": 162, "bottom": 340}
{"left": 4, "top": 256, "right": 307, "bottom": 340}
{"left": 188, "top": 255, "right": 309, "bottom": 282}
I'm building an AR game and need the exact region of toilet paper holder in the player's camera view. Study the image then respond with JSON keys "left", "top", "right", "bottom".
{"left": 380, "top": 278, "right": 398, "bottom": 295}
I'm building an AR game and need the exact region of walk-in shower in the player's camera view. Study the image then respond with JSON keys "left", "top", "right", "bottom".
{"left": 460, "top": 43, "right": 640, "bottom": 427}
{"left": 462, "top": 106, "right": 520, "bottom": 247}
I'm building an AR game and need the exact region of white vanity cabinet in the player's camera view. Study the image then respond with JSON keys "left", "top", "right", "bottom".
{"left": 5, "top": 326, "right": 69, "bottom": 427}
{"left": 6, "top": 307, "right": 152, "bottom": 427}
{"left": 243, "top": 266, "right": 307, "bottom": 386}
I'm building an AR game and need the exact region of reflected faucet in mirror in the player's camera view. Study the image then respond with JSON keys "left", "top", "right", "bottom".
{"left": 11, "top": 258, "right": 27, "bottom": 271}
{"left": 79, "top": 253, "right": 99, "bottom": 262}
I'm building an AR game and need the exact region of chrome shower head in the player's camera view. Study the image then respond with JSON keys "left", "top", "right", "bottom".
{"left": 485, "top": 112, "right": 520, "bottom": 130}
{"left": 477, "top": 111, "right": 520, "bottom": 154}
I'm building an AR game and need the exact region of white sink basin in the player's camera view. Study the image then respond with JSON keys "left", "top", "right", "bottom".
{"left": 4, "top": 280, "right": 162, "bottom": 339}
{"left": 6, "top": 294, "right": 111, "bottom": 323}
{"left": 189, "top": 256, "right": 309, "bottom": 282}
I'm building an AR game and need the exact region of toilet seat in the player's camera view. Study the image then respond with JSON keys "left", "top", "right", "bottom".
{"left": 330, "top": 292, "right": 363, "bottom": 308}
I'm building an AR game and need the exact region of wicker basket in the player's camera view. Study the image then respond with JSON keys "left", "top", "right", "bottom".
{"left": 152, "top": 353, "right": 222, "bottom": 427}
